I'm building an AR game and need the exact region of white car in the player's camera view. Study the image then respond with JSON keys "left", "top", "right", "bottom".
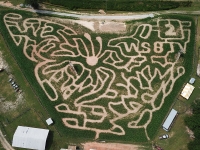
{"left": 159, "top": 134, "right": 169, "bottom": 139}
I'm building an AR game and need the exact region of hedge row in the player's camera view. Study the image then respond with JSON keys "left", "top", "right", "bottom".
{"left": 41, "top": 0, "right": 192, "bottom": 11}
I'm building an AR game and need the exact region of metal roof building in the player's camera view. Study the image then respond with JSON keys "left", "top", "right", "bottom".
{"left": 162, "top": 109, "right": 178, "bottom": 131}
{"left": 12, "top": 126, "right": 49, "bottom": 150}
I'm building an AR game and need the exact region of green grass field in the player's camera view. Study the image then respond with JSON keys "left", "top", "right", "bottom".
{"left": 0, "top": 6, "right": 197, "bottom": 150}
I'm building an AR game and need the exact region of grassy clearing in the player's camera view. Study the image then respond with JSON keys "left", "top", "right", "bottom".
{"left": 154, "top": 114, "right": 190, "bottom": 150}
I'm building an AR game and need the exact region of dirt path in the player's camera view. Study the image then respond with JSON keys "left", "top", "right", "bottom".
{"left": 0, "top": 130, "right": 14, "bottom": 150}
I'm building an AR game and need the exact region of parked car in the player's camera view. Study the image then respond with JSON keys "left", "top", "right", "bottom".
{"left": 159, "top": 134, "right": 169, "bottom": 140}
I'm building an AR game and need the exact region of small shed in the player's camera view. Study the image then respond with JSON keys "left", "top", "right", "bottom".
{"left": 46, "top": 118, "right": 53, "bottom": 125}
{"left": 189, "top": 78, "right": 195, "bottom": 84}
{"left": 162, "top": 109, "right": 178, "bottom": 131}
{"left": 181, "top": 83, "right": 195, "bottom": 99}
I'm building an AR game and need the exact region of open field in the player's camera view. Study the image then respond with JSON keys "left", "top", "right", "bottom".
{"left": 0, "top": 7, "right": 195, "bottom": 148}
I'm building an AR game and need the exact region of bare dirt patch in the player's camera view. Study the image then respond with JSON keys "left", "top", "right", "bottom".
{"left": 0, "top": 1, "right": 13, "bottom": 7}
{"left": 99, "top": 21, "right": 126, "bottom": 33}
{"left": 185, "top": 126, "right": 195, "bottom": 139}
{"left": 0, "top": 93, "right": 24, "bottom": 113}
{"left": 54, "top": 18, "right": 126, "bottom": 33}
{"left": 83, "top": 142, "right": 144, "bottom": 150}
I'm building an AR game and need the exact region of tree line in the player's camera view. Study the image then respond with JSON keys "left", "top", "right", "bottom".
{"left": 185, "top": 100, "right": 200, "bottom": 150}
{"left": 25, "top": 0, "right": 192, "bottom": 11}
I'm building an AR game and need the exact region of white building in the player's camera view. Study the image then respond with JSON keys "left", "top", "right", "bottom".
{"left": 46, "top": 118, "right": 53, "bottom": 126}
{"left": 162, "top": 109, "right": 178, "bottom": 131}
{"left": 181, "top": 83, "right": 195, "bottom": 99}
{"left": 12, "top": 126, "right": 49, "bottom": 150}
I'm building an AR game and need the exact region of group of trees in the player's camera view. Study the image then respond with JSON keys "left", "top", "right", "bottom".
{"left": 184, "top": 100, "right": 200, "bottom": 150}
{"left": 41, "top": 0, "right": 192, "bottom": 11}
{"left": 24, "top": 0, "right": 192, "bottom": 11}
{"left": 24, "top": 0, "right": 39, "bottom": 9}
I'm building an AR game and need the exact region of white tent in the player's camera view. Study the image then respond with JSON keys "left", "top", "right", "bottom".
{"left": 181, "top": 83, "right": 195, "bottom": 99}
{"left": 46, "top": 118, "right": 53, "bottom": 126}
{"left": 12, "top": 126, "right": 49, "bottom": 150}
{"left": 162, "top": 109, "right": 178, "bottom": 131}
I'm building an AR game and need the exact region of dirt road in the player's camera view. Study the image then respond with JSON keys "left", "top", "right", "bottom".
{"left": 0, "top": 130, "right": 14, "bottom": 150}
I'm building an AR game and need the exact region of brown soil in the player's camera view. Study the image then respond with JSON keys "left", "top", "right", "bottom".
{"left": 83, "top": 142, "right": 144, "bottom": 150}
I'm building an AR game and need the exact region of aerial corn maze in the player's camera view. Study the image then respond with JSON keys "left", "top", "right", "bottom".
{"left": 0, "top": 11, "right": 194, "bottom": 142}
